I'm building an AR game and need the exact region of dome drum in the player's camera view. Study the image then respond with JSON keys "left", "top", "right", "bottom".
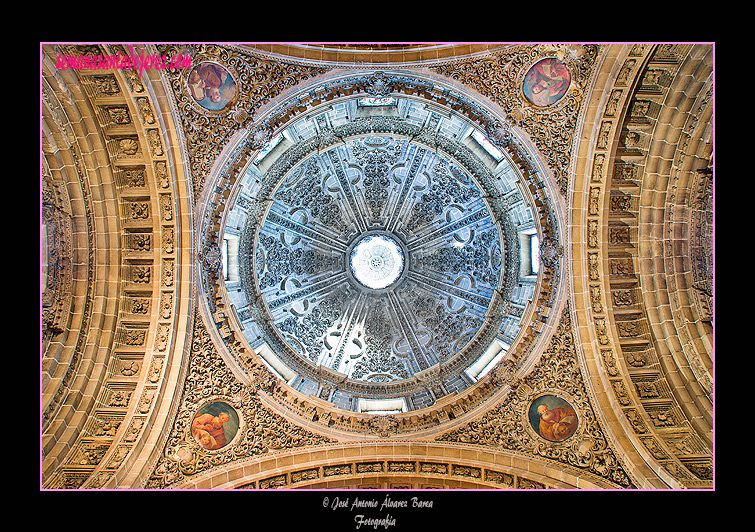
{"left": 201, "top": 73, "right": 564, "bottom": 428}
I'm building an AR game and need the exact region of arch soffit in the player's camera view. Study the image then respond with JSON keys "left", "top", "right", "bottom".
{"left": 174, "top": 441, "right": 619, "bottom": 490}
{"left": 41, "top": 43, "right": 197, "bottom": 489}
{"left": 568, "top": 43, "right": 714, "bottom": 489}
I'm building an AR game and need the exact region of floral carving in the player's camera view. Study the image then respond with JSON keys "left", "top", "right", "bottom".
{"left": 156, "top": 44, "right": 329, "bottom": 200}
{"left": 351, "top": 301, "right": 409, "bottom": 381}
{"left": 437, "top": 305, "right": 634, "bottom": 488}
{"left": 146, "top": 315, "right": 335, "bottom": 488}
{"left": 351, "top": 137, "right": 404, "bottom": 218}
{"left": 406, "top": 160, "right": 478, "bottom": 233}
{"left": 273, "top": 157, "right": 346, "bottom": 233}
{"left": 418, "top": 229, "right": 500, "bottom": 288}
{"left": 431, "top": 44, "right": 600, "bottom": 196}
{"left": 278, "top": 288, "right": 348, "bottom": 362}
{"left": 256, "top": 233, "right": 337, "bottom": 290}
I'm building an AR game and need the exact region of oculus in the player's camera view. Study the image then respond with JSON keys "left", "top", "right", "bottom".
{"left": 349, "top": 233, "right": 405, "bottom": 290}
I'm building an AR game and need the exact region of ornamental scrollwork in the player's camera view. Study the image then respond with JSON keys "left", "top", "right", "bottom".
{"left": 146, "top": 314, "right": 335, "bottom": 488}
{"left": 41, "top": 174, "right": 73, "bottom": 334}
{"left": 156, "top": 44, "right": 330, "bottom": 200}
{"left": 437, "top": 305, "right": 634, "bottom": 488}
{"left": 431, "top": 44, "right": 600, "bottom": 197}
{"left": 273, "top": 157, "right": 347, "bottom": 234}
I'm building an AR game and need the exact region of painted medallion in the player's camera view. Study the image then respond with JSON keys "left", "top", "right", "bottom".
{"left": 191, "top": 401, "right": 240, "bottom": 450}
{"left": 188, "top": 62, "right": 237, "bottom": 111}
{"left": 522, "top": 57, "right": 571, "bottom": 107}
{"left": 528, "top": 394, "right": 579, "bottom": 442}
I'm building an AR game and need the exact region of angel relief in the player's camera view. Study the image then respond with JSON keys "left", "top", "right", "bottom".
{"left": 187, "top": 62, "right": 237, "bottom": 111}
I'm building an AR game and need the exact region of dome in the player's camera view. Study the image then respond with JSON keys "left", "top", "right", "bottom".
{"left": 41, "top": 42, "right": 714, "bottom": 492}
{"left": 248, "top": 136, "right": 503, "bottom": 392}
{"left": 218, "top": 87, "right": 543, "bottom": 413}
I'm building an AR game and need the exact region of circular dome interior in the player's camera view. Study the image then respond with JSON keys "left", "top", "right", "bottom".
{"left": 220, "top": 92, "right": 544, "bottom": 414}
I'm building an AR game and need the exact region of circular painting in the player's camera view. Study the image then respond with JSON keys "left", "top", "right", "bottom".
{"left": 528, "top": 394, "right": 579, "bottom": 442}
{"left": 190, "top": 400, "right": 240, "bottom": 450}
{"left": 522, "top": 57, "right": 571, "bottom": 107}
{"left": 187, "top": 62, "right": 237, "bottom": 111}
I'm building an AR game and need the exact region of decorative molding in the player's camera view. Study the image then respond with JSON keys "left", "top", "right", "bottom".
{"left": 580, "top": 43, "right": 713, "bottom": 488}
{"left": 156, "top": 43, "right": 330, "bottom": 200}
{"left": 431, "top": 44, "right": 601, "bottom": 197}
{"left": 42, "top": 44, "right": 182, "bottom": 489}
{"left": 146, "top": 313, "right": 336, "bottom": 488}
{"left": 240, "top": 459, "right": 551, "bottom": 490}
{"left": 437, "top": 305, "right": 634, "bottom": 488}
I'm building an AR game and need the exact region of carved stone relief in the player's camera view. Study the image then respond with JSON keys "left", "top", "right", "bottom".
{"left": 438, "top": 306, "right": 634, "bottom": 488}
{"left": 41, "top": 43, "right": 712, "bottom": 491}
{"left": 42, "top": 43, "right": 180, "bottom": 489}
{"left": 190, "top": 64, "right": 569, "bottom": 445}
{"left": 586, "top": 43, "right": 713, "bottom": 488}
{"left": 41, "top": 167, "right": 73, "bottom": 335}
{"left": 247, "top": 134, "right": 508, "bottom": 392}
{"left": 146, "top": 315, "right": 336, "bottom": 488}
{"left": 432, "top": 44, "right": 600, "bottom": 196}
{"left": 156, "top": 43, "right": 330, "bottom": 200}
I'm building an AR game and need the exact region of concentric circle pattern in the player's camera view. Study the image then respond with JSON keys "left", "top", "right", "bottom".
{"left": 253, "top": 138, "right": 502, "bottom": 388}
{"left": 222, "top": 95, "right": 541, "bottom": 411}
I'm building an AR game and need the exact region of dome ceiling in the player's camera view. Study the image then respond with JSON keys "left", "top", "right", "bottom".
{"left": 218, "top": 91, "right": 546, "bottom": 414}
{"left": 40, "top": 43, "right": 714, "bottom": 492}
{"left": 244, "top": 135, "right": 507, "bottom": 400}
